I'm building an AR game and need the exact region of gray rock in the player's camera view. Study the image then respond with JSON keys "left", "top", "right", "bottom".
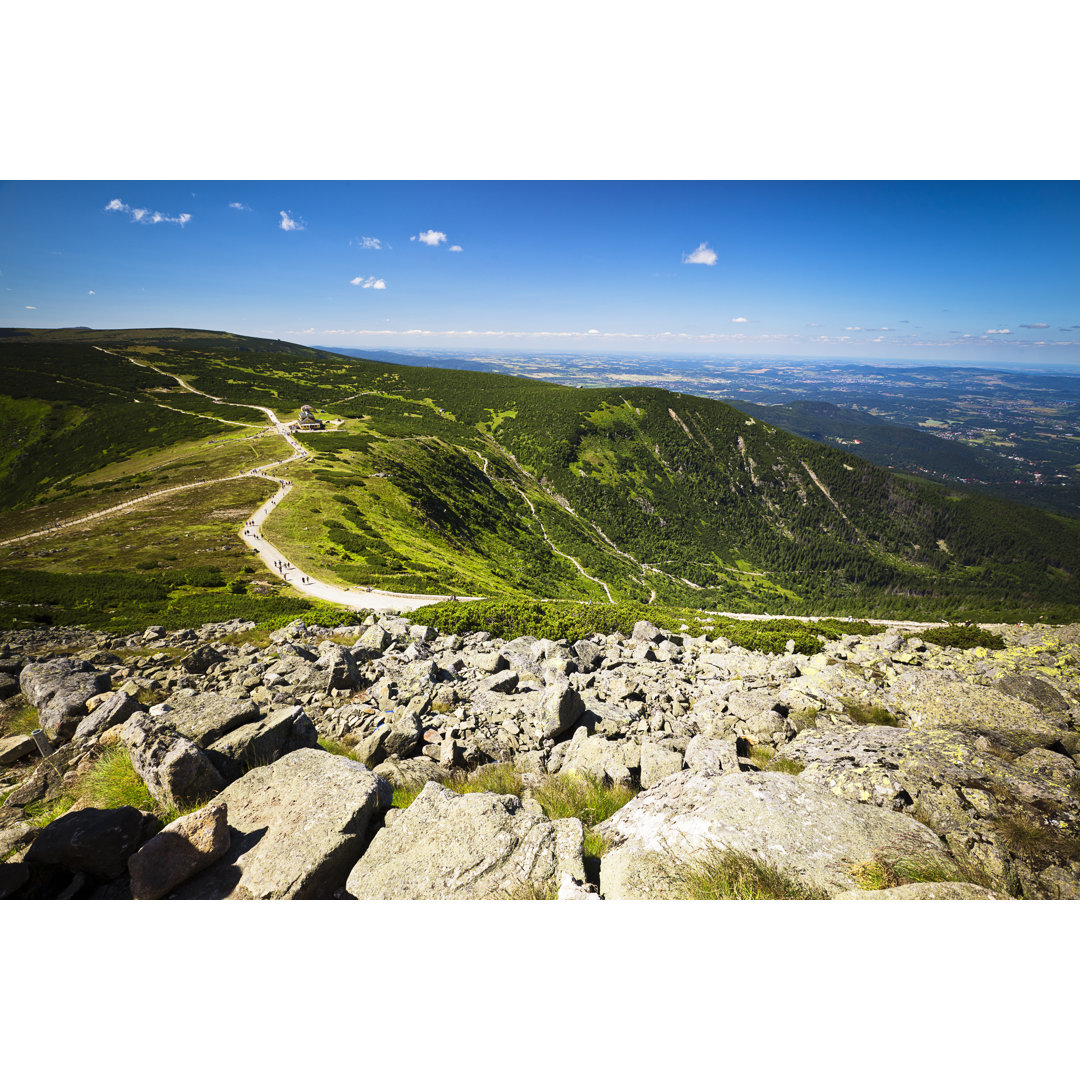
{"left": 639, "top": 740, "right": 685, "bottom": 789}
{"left": 72, "top": 691, "right": 144, "bottom": 742}
{"left": 373, "top": 755, "right": 449, "bottom": 789}
{"left": 317, "top": 642, "right": 362, "bottom": 690}
{"left": 19, "top": 657, "right": 111, "bottom": 742}
{"left": 551, "top": 730, "right": 636, "bottom": 786}
{"left": 180, "top": 644, "right": 226, "bottom": 675}
{"left": 128, "top": 802, "right": 231, "bottom": 900}
{"left": 384, "top": 711, "right": 423, "bottom": 758}
{"left": 479, "top": 669, "right": 519, "bottom": 694}
{"left": 26, "top": 806, "right": 160, "bottom": 880}
{"left": 354, "top": 624, "right": 391, "bottom": 657}
{"left": 0, "top": 733, "right": 36, "bottom": 765}
{"left": 684, "top": 734, "right": 739, "bottom": 773}
{"left": 537, "top": 679, "right": 585, "bottom": 741}
{"left": 883, "top": 669, "right": 1068, "bottom": 753}
{"left": 346, "top": 782, "right": 569, "bottom": 899}
{"left": 995, "top": 673, "right": 1071, "bottom": 713}
{"left": 165, "top": 692, "right": 260, "bottom": 748}
{"left": 205, "top": 706, "right": 309, "bottom": 780}
{"left": 121, "top": 713, "right": 225, "bottom": 808}
{"left": 171, "top": 749, "right": 385, "bottom": 899}
{"left": 598, "top": 770, "right": 948, "bottom": 899}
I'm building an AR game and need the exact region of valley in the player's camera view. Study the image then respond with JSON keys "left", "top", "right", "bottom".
{"left": 2, "top": 328, "right": 1080, "bottom": 633}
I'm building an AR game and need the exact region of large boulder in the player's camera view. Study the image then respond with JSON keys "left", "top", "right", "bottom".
{"left": 19, "top": 657, "right": 111, "bottom": 742}
{"left": 639, "top": 740, "right": 685, "bottom": 789}
{"left": 777, "top": 724, "right": 1080, "bottom": 899}
{"left": 883, "top": 669, "right": 1069, "bottom": 753}
{"left": 26, "top": 806, "right": 160, "bottom": 880}
{"left": 165, "top": 693, "right": 261, "bottom": 749}
{"left": 180, "top": 644, "right": 226, "bottom": 675}
{"left": 597, "top": 770, "right": 949, "bottom": 900}
{"left": 128, "top": 803, "right": 230, "bottom": 900}
{"left": 170, "top": 749, "right": 387, "bottom": 899}
{"left": 346, "top": 782, "right": 579, "bottom": 899}
{"left": 536, "top": 679, "right": 585, "bottom": 741}
{"left": 317, "top": 642, "right": 362, "bottom": 691}
{"left": 121, "top": 713, "right": 224, "bottom": 809}
{"left": 73, "top": 691, "right": 144, "bottom": 743}
{"left": 549, "top": 728, "right": 637, "bottom": 786}
{"left": 204, "top": 705, "right": 316, "bottom": 780}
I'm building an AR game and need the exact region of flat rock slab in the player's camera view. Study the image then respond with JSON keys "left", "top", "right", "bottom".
{"left": 346, "top": 782, "right": 574, "bottom": 899}
{"left": 884, "top": 670, "right": 1068, "bottom": 753}
{"left": 597, "top": 770, "right": 948, "bottom": 900}
{"left": 170, "top": 749, "right": 385, "bottom": 899}
{"left": 165, "top": 693, "right": 261, "bottom": 749}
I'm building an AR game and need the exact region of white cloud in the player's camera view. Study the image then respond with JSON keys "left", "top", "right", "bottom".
{"left": 449, "top": 244, "right": 462, "bottom": 252}
{"left": 350, "top": 276, "right": 386, "bottom": 289}
{"left": 412, "top": 230, "right": 448, "bottom": 246}
{"left": 844, "top": 326, "right": 862, "bottom": 331}
{"left": 356, "top": 236, "right": 382, "bottom": 250}
{"left": 732, "top": 316, "right": 748, "bottom": 323}
{"left": 985, "top": 328, "right": 1012, "bottom": 334}
{"left": 1019, "top": 322, "right": 1049, "bottom": 329}
{"left": 105, "top": 198, "right": 191, "bottom": 226}
{"left": 279, "top": 210, "right": 305, "bottom": 232}
{"left": 229, "top": 202, "right": 251, "bottom": 211}
{"left": 682, "top": 242, "right": 718, "bottom": 266}
{"left": 587, "top": 329, "right": 600, "bottom": 334}
{"left": 88, "top": 290, "right": 95, "bottom": 295}
{"left": 25, "top": 305, "right": 36, "bottom": 309}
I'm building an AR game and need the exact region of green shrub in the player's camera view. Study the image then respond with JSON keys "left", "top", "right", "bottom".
{"left": 918, "top": 624, "right": 1005, "bottom": 650}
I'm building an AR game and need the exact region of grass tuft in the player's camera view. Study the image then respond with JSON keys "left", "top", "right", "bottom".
{"left": 2, "top": 703, "right": 40, "bottom": 737}
{"left": 76, "top": 748, "right": 157, "bottom": 813}
{"left": 765, "top": 756, "right": 806, "bottom": 775}
{"left": 839, "top": 697, "right": 901, "bottom": 727}
{"left": 673, "top": 844, "right": 830, "bottom": 900}
{"left": 531, "top": 771, "right": 639, "bottom": 827}
{"left": 849, "top": 837, "right": 964, "bottom": 890}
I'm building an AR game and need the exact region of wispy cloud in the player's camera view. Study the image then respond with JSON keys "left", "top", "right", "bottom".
{"left": 25, "top": 305, "right": 36, "bottom": 309}
{"left": 732, "top": 316, "right": 748, "bottom": 323}
{"left": 844, "top": 326, "right": 862, "bottom": 332}
{"left": 354, "top": 236, "right": 382, "bottom": 250}
{"left": 350, "top": 276, "right": 386, "bottom": 289}
{"left": 682, "top": 242, "right": 717, "bottom": 266}
{"left": 88, "top": 290, "right": 95, "bottom": 295}
{"left": 279, "top": 210, "right": 305, "bottom": 232}
{"left": 1019, "top": 322, "right": 1049, "bottom": 329}
{"left": 411, "top": 230, "right": 448, "bottom": 246}
{"left": 449, "top": 244, "right": 463, "bottom": 252}
{"left": 105, "top": 198, "right": 191, "bottom": 226}
{"left": 985, "top": 328, "right": 1012, "bottom": 334}
{"left": 229, "top": 202, "right": 251, "bottom": 211}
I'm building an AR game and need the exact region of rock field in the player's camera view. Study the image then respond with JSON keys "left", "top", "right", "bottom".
{"left": 1, "top": 614, "right": 1078, "bottom": 900}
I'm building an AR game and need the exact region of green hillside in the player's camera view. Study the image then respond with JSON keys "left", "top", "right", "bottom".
{"left": 2, "top": 328, "right": 1079, "bottom": 624}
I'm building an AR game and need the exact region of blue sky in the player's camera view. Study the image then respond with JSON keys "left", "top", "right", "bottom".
{"left": 2, "top": 180, "right": 1078, "bottom": 365}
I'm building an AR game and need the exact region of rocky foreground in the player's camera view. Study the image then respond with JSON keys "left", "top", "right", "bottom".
{"left": 1, "top": 614, "right": 1078, "bottom": 900}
